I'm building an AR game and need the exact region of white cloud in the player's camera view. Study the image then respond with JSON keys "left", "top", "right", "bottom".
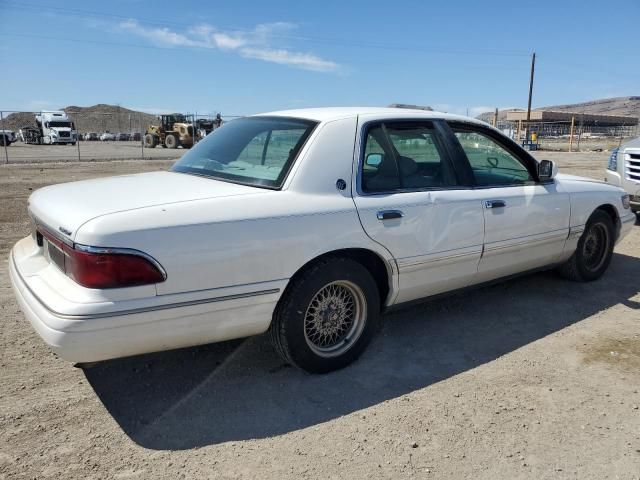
{"left": 118, "top": 19, "right": 339, "bottom": 73}
{"left": 213, "top": 33, "right": 246, "bottom": 50}
{"left": 240, "top": 47, "right": 338, "bottom": 72}
{"left": 120, "top": 20, "right": 203, "bottom": 48}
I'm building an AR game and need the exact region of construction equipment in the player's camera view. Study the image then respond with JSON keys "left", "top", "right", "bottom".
{"left": 194, "top": 118, "right": 215, "bottom": 138}
{"left": 143, "top": 114, "right": 195, "bottom": 149}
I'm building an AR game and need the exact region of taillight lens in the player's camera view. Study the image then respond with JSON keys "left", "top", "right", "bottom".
{"left": 64, "top": 245, "right": 165, "bottom": 288}
{"left": 38, "top": 228, "right": 165, "bottom": 289}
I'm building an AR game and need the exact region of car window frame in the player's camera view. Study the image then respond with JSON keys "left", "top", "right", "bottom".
{"left": 445, "top": 121, "right": 543, "bottom": 188}
{"left": 356, "top": 119, "right": 466, "bottom": 196}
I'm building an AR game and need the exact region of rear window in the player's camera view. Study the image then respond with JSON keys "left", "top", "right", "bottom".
{"left": 172, "top": 116, "right": 317, "bottom": 189}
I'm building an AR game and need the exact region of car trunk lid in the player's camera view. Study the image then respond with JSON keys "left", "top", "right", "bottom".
{"left": 29, "top": 171, "right": 259, "bottom": 241}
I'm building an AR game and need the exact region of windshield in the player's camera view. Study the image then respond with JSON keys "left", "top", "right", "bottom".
{"left": 48, "top": 121, "right": 72, "bottom": 128}
{"left": 171, "top": 116, "right": 317, "bottom": 188}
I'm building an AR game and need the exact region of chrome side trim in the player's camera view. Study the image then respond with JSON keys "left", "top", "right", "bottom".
{"left": 74, "top": 243, "right": 168, "bottom": 281}
{"left": 484, "top": 229, "right": 568, "bottom": 254}
{"left": 12, "top": 250, "right": 279, "bottom": 321}
{"left": 397, "top": 247, "right": 482, "bottom": 273}
{"left": 56, "top": 289, "right": 281, "bottom": 320}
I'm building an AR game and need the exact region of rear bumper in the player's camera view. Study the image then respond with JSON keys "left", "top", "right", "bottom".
{"left": 9, "top": 248, "right": 281, "bottom": 363}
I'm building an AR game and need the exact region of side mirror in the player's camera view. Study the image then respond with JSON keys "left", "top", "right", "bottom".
{"left": 538, "top": 159, "right": 558, "bottom": 181}
{"left": 366, "top": 153, "right": 383, "bottom": 167}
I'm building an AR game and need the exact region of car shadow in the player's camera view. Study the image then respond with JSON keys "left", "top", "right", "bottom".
{"left": 84, "top": 252, "right": 640, "bottom": 450}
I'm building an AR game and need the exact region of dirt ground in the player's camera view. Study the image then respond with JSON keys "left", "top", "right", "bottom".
{"left": 0, "top": 152, "right": 639, "bottom": 480}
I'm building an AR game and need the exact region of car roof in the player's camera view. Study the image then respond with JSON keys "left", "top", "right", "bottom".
{"left": 254, "top": 106, "right": 488, "bottom": 125}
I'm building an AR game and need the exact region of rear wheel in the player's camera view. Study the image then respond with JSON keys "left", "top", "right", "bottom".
{"left": 558, "top": 209, "right": 615, "bottom": 282}
{"left": 144, "top": 134, "right": 158, "bottom": 148}
{"left": 270, "top": 257, "right": 381, "bottom": 373}
{"left": 165, "top": 134, "right": 178, "bottom": 149}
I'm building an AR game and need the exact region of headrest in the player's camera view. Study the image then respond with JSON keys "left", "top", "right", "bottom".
{"left": 376, "top": 155, "right": 418, "bottom": 177}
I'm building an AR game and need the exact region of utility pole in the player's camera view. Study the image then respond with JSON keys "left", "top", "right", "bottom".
{"left": 524, "top": 52, "right": 536, "bottom": 145}
{"left": 569, "top": 115, "right": 575, "bottom": 152}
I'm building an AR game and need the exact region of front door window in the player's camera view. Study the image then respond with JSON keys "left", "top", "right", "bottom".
{"left": 453, "top": 130, "right": 533, "bottom": 186}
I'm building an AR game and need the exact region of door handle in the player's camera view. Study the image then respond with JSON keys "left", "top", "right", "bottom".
{"left": 377, "top": 210, "right": 404, "bottom": 220}
{"left": 484, "top": 200, "right": 506, "bottom": 209}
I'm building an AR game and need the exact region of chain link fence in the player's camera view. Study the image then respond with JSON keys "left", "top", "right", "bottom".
{"left": 0, "top": 110, "right": 235, "bottom": 164}
{"left": 494, "top": 119, "right": 638, "bottom": 152}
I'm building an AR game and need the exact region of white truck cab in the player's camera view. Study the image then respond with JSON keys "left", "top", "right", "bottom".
{"left": 605, "top": 136, "right": 640, "bottom": 217}
{"left": 35, "top": 111, "right": 77, "bottom": 145}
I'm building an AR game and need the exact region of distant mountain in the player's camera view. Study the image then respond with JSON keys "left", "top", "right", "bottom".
{"left": 0, "top": 104, "right": 159, "bottom": 134}
{"left": 477, "top": 96, "right": 640, "bottom": 123}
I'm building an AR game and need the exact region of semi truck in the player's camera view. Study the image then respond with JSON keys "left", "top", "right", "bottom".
{"left": 24, "top": 111, "right": 78, "bottom": 145}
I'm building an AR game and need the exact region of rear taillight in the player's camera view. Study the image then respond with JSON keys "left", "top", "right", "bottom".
{"left": 65, "top": 245, "right": 166, "bottom": 288}
{"left": 38, "top": 228, "right": 166, "bottom": 289}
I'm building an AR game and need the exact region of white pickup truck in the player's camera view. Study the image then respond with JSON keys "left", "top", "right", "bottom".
{"left": 605, "top": 137, "right": 640, "bottom": 218}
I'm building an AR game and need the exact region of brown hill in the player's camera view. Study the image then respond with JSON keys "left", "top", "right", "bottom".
{"left": 477, "top": 96, "right": 640, "bottom": 123}
{"left": 0, "top": 104, "right": 159, "bottom": 134}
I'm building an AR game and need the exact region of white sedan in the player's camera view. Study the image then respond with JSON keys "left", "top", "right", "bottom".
{"left": 9, "top": 107, "right": 635, "bottom": 373}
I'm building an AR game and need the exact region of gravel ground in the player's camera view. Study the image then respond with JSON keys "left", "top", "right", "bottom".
{"left": 1, "top": 152, "right": 639, "bottom": 479}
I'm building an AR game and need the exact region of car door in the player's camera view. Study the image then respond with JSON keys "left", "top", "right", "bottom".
{"left": 447, "top": 122, "right": 570, "bottom": 283}
{"left": 352, "top": 118, "right": 485, "bottom": 304}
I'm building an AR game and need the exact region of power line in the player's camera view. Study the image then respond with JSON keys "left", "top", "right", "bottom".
{"left": 0, "top": 0, "right": 532, "bottom": 57}
{"left": 0, "top": 32, "right": 214, "bottom": 53}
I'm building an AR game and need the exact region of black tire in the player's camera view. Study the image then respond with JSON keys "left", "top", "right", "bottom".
{"left": 144, "top": 134, "right": 157, "bottom": 148}
{"left": 0, "top": 136, "right": 5, "bottom": 146}
{"left": 70, "top": 142, "right": 76, "bottom": 146}
{"left": 165, "top": 134, "right": 178, "bottom": 149}
{"left": 557, "top": 209, "right": 615, "bottom": 282}
{"left": 270, "top": 257, "right": 381, "bottom": 374}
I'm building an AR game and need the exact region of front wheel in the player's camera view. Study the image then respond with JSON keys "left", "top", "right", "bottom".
{"left": 557, "top": 209, "right": 615, "bottom": 282}
{"left": 270, "top": 257, "right": 381, "bottom": 373}
{"left": 143, "top": 134, "right": 157, "bottom": 148}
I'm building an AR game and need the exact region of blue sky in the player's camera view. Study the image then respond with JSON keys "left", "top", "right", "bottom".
{"left": 1, "top": 0, "right": 638, "bottom": 117}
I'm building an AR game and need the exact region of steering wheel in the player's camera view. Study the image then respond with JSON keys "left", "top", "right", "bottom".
{"left": 487, "top": 157, "right": 499, "bottom": 168}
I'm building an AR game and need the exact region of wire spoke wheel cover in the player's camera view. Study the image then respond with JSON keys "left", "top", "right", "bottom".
{"left": 582, "top": 222, "right": 610, "bottom": 272}
{"left": 303, "top": 280, "right": 367, "bottom": 357}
